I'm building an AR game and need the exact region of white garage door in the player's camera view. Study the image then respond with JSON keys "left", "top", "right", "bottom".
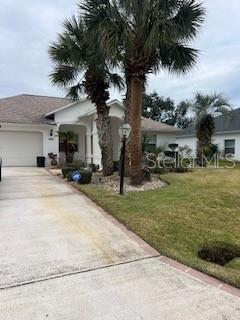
{"left": 0, "top": 131, "right": 43, "bottom": 166}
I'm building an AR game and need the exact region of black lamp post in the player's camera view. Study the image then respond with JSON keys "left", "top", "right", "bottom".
{"left": 119, "top": 123, "right": 131, "bottom": 195}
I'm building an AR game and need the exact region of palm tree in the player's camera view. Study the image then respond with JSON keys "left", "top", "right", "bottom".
{"left": 192, "top": 92, "right": 231, "bottom": 166}
{"left": 81, "top": 0, "right": 205, "bottom": 185}
{"left": 49, "top": 15, "right": 123, "bottom": 176}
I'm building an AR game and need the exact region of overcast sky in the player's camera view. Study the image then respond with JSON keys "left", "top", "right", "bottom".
{"left": 0, "top": 0, "right": 239, "bottom": 106}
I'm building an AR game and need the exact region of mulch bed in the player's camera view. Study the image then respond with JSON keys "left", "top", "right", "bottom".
{"left": 91, "top": 172, "right": 165, "bottom": 193}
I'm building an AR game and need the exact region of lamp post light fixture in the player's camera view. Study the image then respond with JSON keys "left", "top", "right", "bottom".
{"left": 119, "top": 123, "right": 131, "bottom": 195}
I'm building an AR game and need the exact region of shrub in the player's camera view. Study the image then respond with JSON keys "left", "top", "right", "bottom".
{"left": 204, "top": 143, "right": 219, "bottom": 160}
{"left": 179, "top": 145, "right": 193, "bottom": 158}
{"left": 164, "top": 151, "right": 176, "bottom": 158}
{"left": 62, "top": 167, "right": 75, "bottom": 178}
{"left": 168, "top": 144, "right": 179, "bottom": 151}
{"left": 78, "top": 170, "right": 92, "bottom": 184}
{"left": 145, "top": 153, "right": 158, "bottom": 169}
{"left": 181, "top": 158, "right": 191, "bottom": 166}
{"left": 155, "top": 146, "right": 165, "bottom": 155}
{"left": 151, "top": 167, "right": 169, "bottom": 175}
{"left": 67, "top": 169, "right": 92, "bottom": 184}
{"left": 62, "top": 160, "right": 87, "bottom": 178}
{"left": 67, "top": 171, "right": 75, "bottom": 181}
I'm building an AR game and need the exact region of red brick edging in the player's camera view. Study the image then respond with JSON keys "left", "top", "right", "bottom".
{"left": 159, "top": 256, "right": 240, "bottom": 298}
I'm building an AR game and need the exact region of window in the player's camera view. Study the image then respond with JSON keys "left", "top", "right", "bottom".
{"left": 143, "top": 134, "right": 157, "bottom": 153}
{"left": 59, "top": 134, "right": 78, "bottom": 152}
{"left": 224, "top": 139, "right": 235, "bottom": 155}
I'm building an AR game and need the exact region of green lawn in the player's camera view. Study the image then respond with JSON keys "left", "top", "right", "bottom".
{"left": 75, "top": 168, "right": 240, "bottom": 288}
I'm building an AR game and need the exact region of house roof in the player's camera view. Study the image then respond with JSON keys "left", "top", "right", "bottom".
{"left": 141, "top": 117, "right": 182, "bottom": 133}
{"left": 178, "top": 108, "right": 240, "bottom": 137}
{"left": 0, "top": 94, "right": 182, "bottom": 133}
{"left": 0, "top": 94, "right": 70, "bottom": 124}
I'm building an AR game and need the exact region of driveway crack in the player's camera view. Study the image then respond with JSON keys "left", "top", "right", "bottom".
{"left": 0, "top": 255, "right": 160, "bottom": 291}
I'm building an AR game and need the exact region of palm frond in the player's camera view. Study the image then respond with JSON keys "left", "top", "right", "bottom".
{"left": 160, "top": 43, "right": 199, "bottom": 74}
{"left": 81, "top": 0, "right": 205, "bottom": 77}
{"left": 50, "top": 65, "right": 81, "bottom": 88}
{"left": 193, "top": 92, "right": 232, "bottom": 121}
{"left": 81, "top": 0, "right": 129, "bottom": 59}
{"left": 172, "top": 0, "right": 206, "bottom": 41}
{"left": 66, "top": 83, "right": 85, "bottom": 101}
{"left": 108, "top": 72, "right": 125, "bottom": 90}
{"left": 49, "top": 6, "right": 124, "bottom": 102}
{"left": 63, "top": 15, "right": 82, "bottom": 36}
{"left": 49, "top": 17, "right": 87, "bottom": 66}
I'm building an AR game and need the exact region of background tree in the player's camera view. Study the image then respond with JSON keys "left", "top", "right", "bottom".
{"left": 49, "top": 15, "right": 123, "bottom": 176}
{"left": 174, "top": 101, "right": 193, "bottom": 129}
{"left": 142, "top": 92, "right": 174, "bottom": 122}
{"left": 192, "top": 92, "right": 231, "bottom": 166}
{"left": 142, "top": 92, "right": 192, "bottom": 129}
{"left": 82, "top": 0, "right": 205, "bottom": 185}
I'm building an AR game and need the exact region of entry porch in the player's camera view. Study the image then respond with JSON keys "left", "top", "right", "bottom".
{"left": 58, "top": 116, "right": 122, "bottom": 167}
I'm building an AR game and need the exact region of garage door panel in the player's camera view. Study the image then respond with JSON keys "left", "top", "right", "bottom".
{"left": 0, "top": 131, "right": 43, "bottom": 166}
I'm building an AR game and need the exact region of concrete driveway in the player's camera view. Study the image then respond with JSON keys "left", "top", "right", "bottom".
{"left": 0, "top": 168, "right": 239, "bottom": 319}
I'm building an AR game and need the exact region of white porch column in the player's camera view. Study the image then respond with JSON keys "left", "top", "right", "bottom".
{"left": 86, "top": 125, "right": 92, "bottom": 165}
{"left": 92, "top": 120, "right": 102, "bottom": 167}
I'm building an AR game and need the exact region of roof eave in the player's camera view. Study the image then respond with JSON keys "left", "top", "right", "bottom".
{"left": 0, "top": 121, "right": 56, "bottom": 127}
{"left": 45, "top": 98, "right": 123, "bottom": 119}
{"left": 107, "top": 99, "right": 124, "bottom": 108}
{"left": 45, "top": 99, "right": 85, "bottom": 117}
{"left": 142, "top": 129, "right": 182, "bottom": 134}
{"left": 177, "top": 129, "right": 240, "bottom": 139}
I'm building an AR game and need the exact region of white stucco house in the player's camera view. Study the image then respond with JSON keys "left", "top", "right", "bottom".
{"left": 0, "top": 94, "right": 181, "bottom": 167}
{"left": 177, "top": 108, "right": 240, "bottom": 160}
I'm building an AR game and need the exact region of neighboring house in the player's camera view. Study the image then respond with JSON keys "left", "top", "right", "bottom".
{"left": 0, "top": 94, "right": 181, "bottom": 167}
{"left": 177, "top": 108, "right": 240, "bottom": 159}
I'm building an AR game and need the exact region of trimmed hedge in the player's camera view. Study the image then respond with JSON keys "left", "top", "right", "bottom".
{"left": 78, "top": 170, "right": 92, "bottom": 184}
{"left": 62, "top": 167, "right": 75, "bottom": 178}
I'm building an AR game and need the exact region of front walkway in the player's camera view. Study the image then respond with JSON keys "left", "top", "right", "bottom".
{"left": 0, "top": 168, "right": 239, "bottom": 319}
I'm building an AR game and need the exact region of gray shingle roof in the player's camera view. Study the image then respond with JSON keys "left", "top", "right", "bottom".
{"left": 0, "top": 94, "right": 70, "bottom": 124}
{"left": 0, "top": 94, "right": 182, "bottom": 133}
{"left": 141, "top": 117, "right": 182, "bottom": 133}
{"left": 178, "top": 108, "right": 240, "bottom": 137}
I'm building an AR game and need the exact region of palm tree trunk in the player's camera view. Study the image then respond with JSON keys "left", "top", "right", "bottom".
{"left": 129, "top": 76, "right": 143, "bottom": 185}
{"left": 124, "top": 74, "right": 132, "bottom": 177}
{"left": 197, "top": 139, "right": 206, "bottom": 167}
{"left": 196, "top": 116, "right": 214, "bottom": 167}
{"left": 96, "top": 108, "right": 113, "bottom": 176}
{"left": 124, "top": 74, "right": 132, "bottom": 123}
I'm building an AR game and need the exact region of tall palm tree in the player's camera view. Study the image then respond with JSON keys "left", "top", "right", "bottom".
{"left": 49, "top": 16, "right": 123, "bottom": 176}
{"left": 81, "top": 0, "right": 205, "bottom": 185}
{"left": 192, "top": 92, "right": 231, "bottom": 166}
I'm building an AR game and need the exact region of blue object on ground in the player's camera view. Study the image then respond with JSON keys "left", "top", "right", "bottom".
{"left": 72, "top": 171, "right": 82, "bottom": 183}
